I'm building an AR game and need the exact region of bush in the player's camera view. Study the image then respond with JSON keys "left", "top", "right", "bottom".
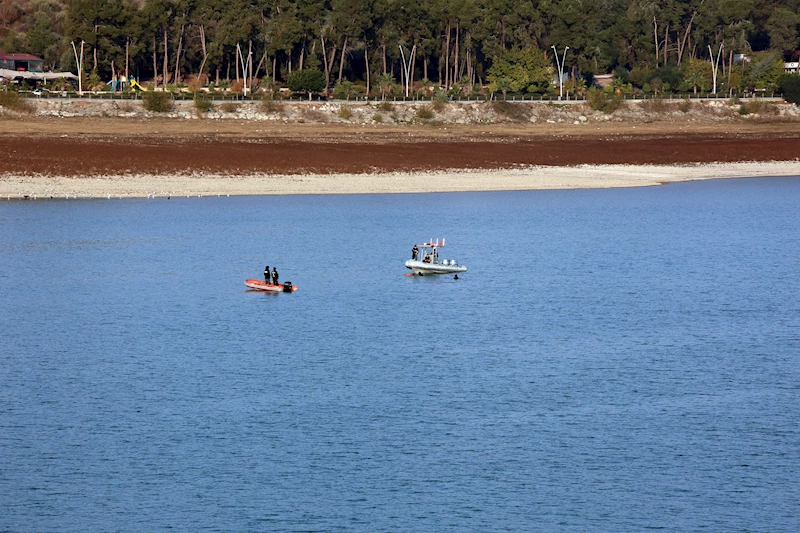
{"left": 490, "top": 100, "right": 532, "bottom": 121}
{"left": 220, "top": 102, "right": 239, "bottom": 113}
{"left": 432, "top": 98, "right": 447, "bottom": 112}
{"left": 142, "top": 91, "right": 174, "bottom": 112}
{"left": 0, "top": 90, "right": 34, "bottom": 113}
{"left": 338, "top": 105, "right": 352, "bottom": 119}
{"left": 415, "top": 105, "right": 434, "bottom": 120}
{"left": 678, "top": 99, "right": 692, "bottom": 113}
{"left": 377, "top": 101, "right": 393, "bottom": 112}
{"left": 193, "top": 93, "right": 213, "bottom": 113}
{"left": 586, "top": 88, "right": 623, "bottom": 113}
{"left": 778, "top": 75, "right": 800, "bottom": 105}
{"left": 372, "top": 113, "right": 383, "bottom": 122}
{"left": 259, "top": 98, "right": 281, "bottom": 113}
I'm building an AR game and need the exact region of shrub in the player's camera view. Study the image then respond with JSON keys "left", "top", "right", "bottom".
{"left": 778, "top": 75, "right": 800, "bottom": 105}
{"left": 142, "top": 91, "right": 174, "bottom": 112}
{"left": 220, "top": 102, "right": 239, "bottom": 113}
{"left": 678, "top": 99, "right": 692, "bottom": 113}
{"left": 372, "top": 113, "right": 383, "bottom": 122}
{"left": 432, "top": 98, "right": 447, "bottom": 112}
{"left": 490, "top": 100, "right": 531, "bottom": 121}
{"left": 586, "top": 88, "right": 623, "bottom": 113}
{"left": 415, "top": 105, "right": 434, "bottom": 120}
{"left": 641, "top": 97, "right": 669, "bottom": 113}
{"left": 193, "top": 93, "right": 213, "bottom": 113}
{"left": 338, "top": 105, "right": 352, "bottom": 119}
{"left": 378, "top": 101, "right": 393, "bottom": 112}
{"left": 0, "top": 90, "right": 34, "bottom": 113}
{"left": 259, "top": 98, "right": 281, "bottom": 113}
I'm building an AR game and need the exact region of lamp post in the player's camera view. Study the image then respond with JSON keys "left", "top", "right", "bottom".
{"left": 236, "top": 43, "right": 253, "bottom": 98}
{"left": 399, "top": 44, "right": 416, "bottom": 98}
{"left": 552, "top": 45, "right": 569, "bottom": 100}
{"left": 709, "top": 43, "right": 724, "bottom": 95}
{"left": 71, "top": 40, "right": 85, "bottom": 96}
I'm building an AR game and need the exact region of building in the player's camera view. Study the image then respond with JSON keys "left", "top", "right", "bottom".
{"left": 785, "top": 62, "right": 799, "bottom": 74}
{"left": 0, "top": 53, "right": 45, "bottom": 72}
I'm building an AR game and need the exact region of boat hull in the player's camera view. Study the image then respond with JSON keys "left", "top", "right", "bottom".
{"left": 245, "top": 279, "right": 298, "bottom": 292}
{"left": 404, "top": 260, "right": 467, "bottom": 275}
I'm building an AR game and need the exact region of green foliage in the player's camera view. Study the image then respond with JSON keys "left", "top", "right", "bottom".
{"left": 748, "top": 52, "right": 785, "bottom": 91}
{"left": 487, "top": 48, "right": 552, "bottom": 95}
{"left": 338, "top": 105, "right": 352, "bottom": 119}
{"left": 193, "top": 93, "right": 213, "bottom": 113}
{"left": 333, "top": 81, "right": 362, "bottom": 100}
{"left": 778, "top": 75, "right": 800, "bottom": 105}
{"left": 142, "top": 91, "right": 174, "bottom": 113}
{"left": 287, "top": 69, "right": 326, "bottom": 97}
{"left": 586, "top": 87, "right": 623, "bottom": 113}
{"left": 0, "top": 90, "right": 34, "bottom": 113}
{"left": 372, "top": 113, "right": 383, "bottom": 122}
{"left": 679, "top": 59, "right": 712, "bottom": 94}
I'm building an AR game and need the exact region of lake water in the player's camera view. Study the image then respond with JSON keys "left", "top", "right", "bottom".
{"left": 2, "top": 178, "right": 799, "bottom": 532}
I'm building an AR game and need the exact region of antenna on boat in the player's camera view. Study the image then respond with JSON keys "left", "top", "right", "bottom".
{"left": 441, "top": 238, "right": 445, "bottom": 247}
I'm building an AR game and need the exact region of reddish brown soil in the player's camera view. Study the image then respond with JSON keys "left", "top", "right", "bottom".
{"left": 2, "top": 120, "right": 799, "bottom": 175}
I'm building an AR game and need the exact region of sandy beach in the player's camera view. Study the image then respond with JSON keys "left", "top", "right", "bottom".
{"left": 3, "top": 162, "right": 800, "bottom": 199}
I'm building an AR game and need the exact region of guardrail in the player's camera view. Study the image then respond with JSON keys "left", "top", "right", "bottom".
{"left": 19, "top": 90, "right": 784, "bottom": 103}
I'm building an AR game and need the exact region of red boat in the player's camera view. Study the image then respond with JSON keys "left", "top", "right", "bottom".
{"left": 245, "top": 279, "right": 298, "bottom": 292}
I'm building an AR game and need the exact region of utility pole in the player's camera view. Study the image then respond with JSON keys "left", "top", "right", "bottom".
{"left": 552, "top": 45, "right": 569, "bottom": 100}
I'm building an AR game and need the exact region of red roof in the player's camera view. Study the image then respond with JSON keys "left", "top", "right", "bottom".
{"left": 0, "top": 53, "right": 44, "bottom": 61}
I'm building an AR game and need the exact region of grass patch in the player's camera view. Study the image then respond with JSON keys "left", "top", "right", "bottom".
{"left": 432, "top": 99, "right": 447, "bottom": 112}
{"left": 372, "top": 113, "right": 383, "bottom": 122}
{"left": 378, "top": 101, "right": 393, "bottom": 112}
{"left": 678, "top": 99, "right": 692, "bottom": 113}
{"left": 338, "top": 105, "right": 352, "bottom": 119}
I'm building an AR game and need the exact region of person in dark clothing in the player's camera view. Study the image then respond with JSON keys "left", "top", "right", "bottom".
{"left": 272, "top": 267, "right": 279, "bottom": 285}
{"left": 411, "top": 245, "right": 419, "bottom": 260}
{"left": 264, "top": 265, "right": 270, "bottom": 284}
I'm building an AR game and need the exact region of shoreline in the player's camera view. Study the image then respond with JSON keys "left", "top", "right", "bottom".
{"left": 2, "top": 161, "right": 799, "bottom": 199}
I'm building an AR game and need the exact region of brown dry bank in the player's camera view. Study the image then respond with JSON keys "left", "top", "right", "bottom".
{"left": 1, "top": 119, "right": 799, "bottom": 176}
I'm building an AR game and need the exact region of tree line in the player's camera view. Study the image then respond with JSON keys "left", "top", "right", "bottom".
{"left": 1, "top": 0, "right": 798, "bottom": 95}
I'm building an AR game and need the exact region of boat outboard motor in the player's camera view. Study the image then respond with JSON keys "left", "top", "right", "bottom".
{"left": 282, "top": 281, "right": 293, "bottom": 293}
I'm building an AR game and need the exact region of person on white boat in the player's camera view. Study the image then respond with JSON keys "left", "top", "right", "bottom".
{"left": 433, "top": 248, "right": 438, "bottom": 262}
{"left": 272, "top": 267, "right": 279, "bottom": 285}
{"left": 264, "top": 265, "right": 270, "bottom": 284}
{"left": 423, "top": 254, "right": 431, "bottom": 263}
{"left": 412, "top": 244, "right": 418, "bottom": 260}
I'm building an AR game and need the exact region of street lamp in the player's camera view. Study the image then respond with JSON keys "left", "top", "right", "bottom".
{"left": 552, "top": 45, "right": 569, "bottom": 100}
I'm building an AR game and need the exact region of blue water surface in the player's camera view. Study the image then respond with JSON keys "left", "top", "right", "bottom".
{"left": 1, "top": 177, "right": 799, "bottom": 532}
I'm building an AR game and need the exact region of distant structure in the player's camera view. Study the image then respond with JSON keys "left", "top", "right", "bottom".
{"left": 0, "top": 52, "right": 77, "bottom": 85}
{"left": 0, "top": 53, "right": 44, "bottom": 72}
{"left": 785, "top": 62, "right": 799, "bottom": 75}
{"left": 592, "top": 74, "right": 613, "bottom": 89}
